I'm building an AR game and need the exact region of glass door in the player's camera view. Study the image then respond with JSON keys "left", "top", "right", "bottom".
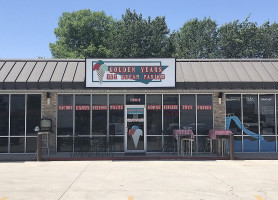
{"left": 125, "top": 105, "right": 146, "bottom": 152}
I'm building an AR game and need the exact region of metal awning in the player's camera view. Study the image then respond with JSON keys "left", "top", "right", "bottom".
{"left": 1, "top": 59, "right": 278, "bottom": 90}
{"left": 176, "top": 59, "right": 278, "bottom": 89}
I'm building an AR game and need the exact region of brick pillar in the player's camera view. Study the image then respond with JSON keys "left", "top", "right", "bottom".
{"left": 213, "top": 92, "right": 226, "bottom": 129}
{"left": 41, "top": 92, "right": 57, "bottom": 154}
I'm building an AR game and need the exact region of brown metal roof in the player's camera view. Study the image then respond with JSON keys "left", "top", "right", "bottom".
{"left": 0, "top": 59, "right": 278, "bottom": 90}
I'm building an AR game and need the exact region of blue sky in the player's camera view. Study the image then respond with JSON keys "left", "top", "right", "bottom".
{"left": 0, "top": 0, "right": 277, "bottom": 59}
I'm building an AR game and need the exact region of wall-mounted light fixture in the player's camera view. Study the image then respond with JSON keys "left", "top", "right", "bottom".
{"left": 46, "top": 92, "right": 51, "bottom": 105}
{"left": 218, "top": 92, "right": 223, "bottom": 104}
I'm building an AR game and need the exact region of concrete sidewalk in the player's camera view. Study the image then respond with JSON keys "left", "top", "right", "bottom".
{"left": 0, "top": 160, "right": 277, "bottom": 200}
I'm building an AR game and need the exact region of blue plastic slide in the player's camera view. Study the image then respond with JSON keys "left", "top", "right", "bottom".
{"left": 226, "top": 115, "right": 264, "bottom": 141}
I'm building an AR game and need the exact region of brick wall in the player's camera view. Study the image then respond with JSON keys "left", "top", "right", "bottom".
{"left": 213, "top": 92, "right": 226, "bottom": 129}
{"left": 41, "top": 92, "right": 57, "bottom": 154}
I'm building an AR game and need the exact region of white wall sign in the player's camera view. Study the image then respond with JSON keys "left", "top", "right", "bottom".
{"left": 86, "top": 58, "right": 175, "bottom": 87}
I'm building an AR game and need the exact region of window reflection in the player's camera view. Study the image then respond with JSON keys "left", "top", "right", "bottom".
{"left": 75, "top": 95, "right": 90, "bottom": 136}
{"left": 147, "top": 95, "right": 162, "bottom": 135}
{"left": 109, "top": 95, "right": 124, "bottom": 136}
{"left": 226, "top": 94, "right": 242, "bottom": 135}
{"left": 27, "top": 94, "right": 41, "bottom": 136}
{"left": 180, "top": 95, "right": 196, "bottom": 133}
{"left": 243, "top": 95, "right": 258, "bottom": 136}
{"left": 197, "top": 94, "right": 213, "bottom": 135}
{"left": 163, "top": 95, "right": 179, "bottom": 135}
{"left": 10, "top": 95, "right": 25, "bottom": 136}
{"left": 260, "top": 95, "right": 275, "bottom": 135}
{"left": 57, "top": 95, "right": 73, "bottom": 135}
{"left": 92, "top": 95, "right": 107, "bottom": 135}
{"left": 0, "top": 95, "right": 9, "bottom": 136}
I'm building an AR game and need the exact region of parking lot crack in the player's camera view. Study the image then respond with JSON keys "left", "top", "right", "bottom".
{"left": 207, "top": 169, "right": 242, "bottom": 200}
{"left": 57, "top": 161, "right": 92, "bottom": 200}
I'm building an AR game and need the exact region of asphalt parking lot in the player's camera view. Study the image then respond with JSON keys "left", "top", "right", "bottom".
{"left": 0, "top": 160, "right": 277, "bottom": 200}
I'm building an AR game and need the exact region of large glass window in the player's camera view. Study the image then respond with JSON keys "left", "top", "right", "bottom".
{"left": 92, "top": 95, "right": 107, "bottom": 135}
{"left": 109, "top": 95, "right": 124, "bottom": 136}
{"left": 180, "top": 94, "right": 196, "bottom": 133}
{"left": 10, "top": 95, "right": 25, "bottom": 136}
{"left": 0, "top": 95, "right": 9, "bottom": 136}
{"left": 226, "top": 93, "right": 278, "bottom": 152}
{"left": 26, "top": 94, "right": 41, "bottom": 136}
{"left": 147, "top": 95, "right": 162, "bottom": 135}
{"left": 57, "top": 95, "right": 73, "bottom": 135}
{"left": 75, "top": 95, "right": 90, "bottom": 136}
{"left": 163, "top": 95, "right": 179, "bottom": 135}
{"left": 0, "top": 94, "right": 41, "bottom": 154}
{"left": 226, "top": 94, "right": 242, "bottom": 136}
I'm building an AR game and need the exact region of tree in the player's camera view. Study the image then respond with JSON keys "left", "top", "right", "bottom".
{"left": 218, "top": 18, "right": 261, "bottom": 58}
{"left": 174, "top": 18, "right": 219, "bottom": 59}
{"left": 108, "top": 9, "right": 171, "bottom": 58}
{"left": 49, "top": 9, "right": 115, "bottom": 58}
{"left": 259, "top": 21, "right": 278, "bottom": 58}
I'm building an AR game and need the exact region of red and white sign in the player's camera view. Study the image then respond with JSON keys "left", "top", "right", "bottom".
{"left": 58, "top": 105, "right": 73, "bottom": 110}
{"left": 86, "top": 59, "right": 175, "bottom": 88}
{"left": 76, "top": 105, "right": 90, "bottom": 111}
{"left": 182, "top": 105, "right": 193, "bottom": 110}
{"left": 197, "top": 105, "right": 212, "bottom": 110}
{"left": 163, "top": 105, "right": 178, "bottom": 110}
{"left": 147, "top": 105, "right": 161, "bottom": 110}
{"left": 92, "top": 105, "right": 107, "bottom": 110}
{"left": 110, "top": 105, "right": 124, "bottom": 110}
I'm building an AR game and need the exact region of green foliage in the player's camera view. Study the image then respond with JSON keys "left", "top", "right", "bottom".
{"left": 108, "top": 9, "right": 171, "bottom": 58}
{"left": 218, "top": 17, "right": 261, "bottom": 58}
{"left": 50, "top": 9, "right": 278, "bottom": 59}
{"left": 174, "top": 18, "right": 219, "bottom": 59}
{"left": 259, "top": 21, "right": 278, "bottom": 58}
{"left": 49, "top": 9, "right": 114, "bottom": 58}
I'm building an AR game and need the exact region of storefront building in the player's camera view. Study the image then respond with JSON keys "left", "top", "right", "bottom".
{"left": 0, "top": 58, "right": 278, "bottom": 155}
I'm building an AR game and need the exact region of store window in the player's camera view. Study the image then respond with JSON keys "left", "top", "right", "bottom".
{"left": 109, "top": 95, "right": 124, "bottom": 136}
{"left": 163, "top": 95, "right": 179, "bottom": 135}
{"left": 147, "top": 95, "right": 162, "bottom": 152}
{"left": 226, "top": 94, "right": 242, "bottom": 136}
{"left": 243, "top": 95, "right": 259, "bottom": 152}
{"left": 197, "top": 94, "right": 213, "bottom": 152}
{"left": 180, "top": 94, "right": 196, "bottom": 133}
{"left": 0, "top": 94, "right": 42, "bottom": 154}
{"left": 57, "top": 94, "right": 73, "bottom": 135}
{"left": 197, "top": 94, "right": 213, "bottom": 135}
{"left": 92, "top": 95, "right": 107, "bottom": 135}
{"left": 0, "top": 95, "right": 9, "bottom": 136}
{"left": 147, "top": 95, "right": 162, "bottom": 135}
{"left": 75, "top": 95, "right": 90, "bottom": 136}
{"left": 10, "top": 95, "right": 25, "bottom": 136}
{"left": 26, "top": 94, "right": 41, "bottom": 136}
{"left": 260, "top": 94, "right": 275, "bottom": 135}
{"left": 226, "top": 94, "right": 242, "bottom": 152}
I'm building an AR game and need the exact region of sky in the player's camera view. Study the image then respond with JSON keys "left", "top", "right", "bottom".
{"left": 0, "top": 0, "right": 278, "bottom": 59}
